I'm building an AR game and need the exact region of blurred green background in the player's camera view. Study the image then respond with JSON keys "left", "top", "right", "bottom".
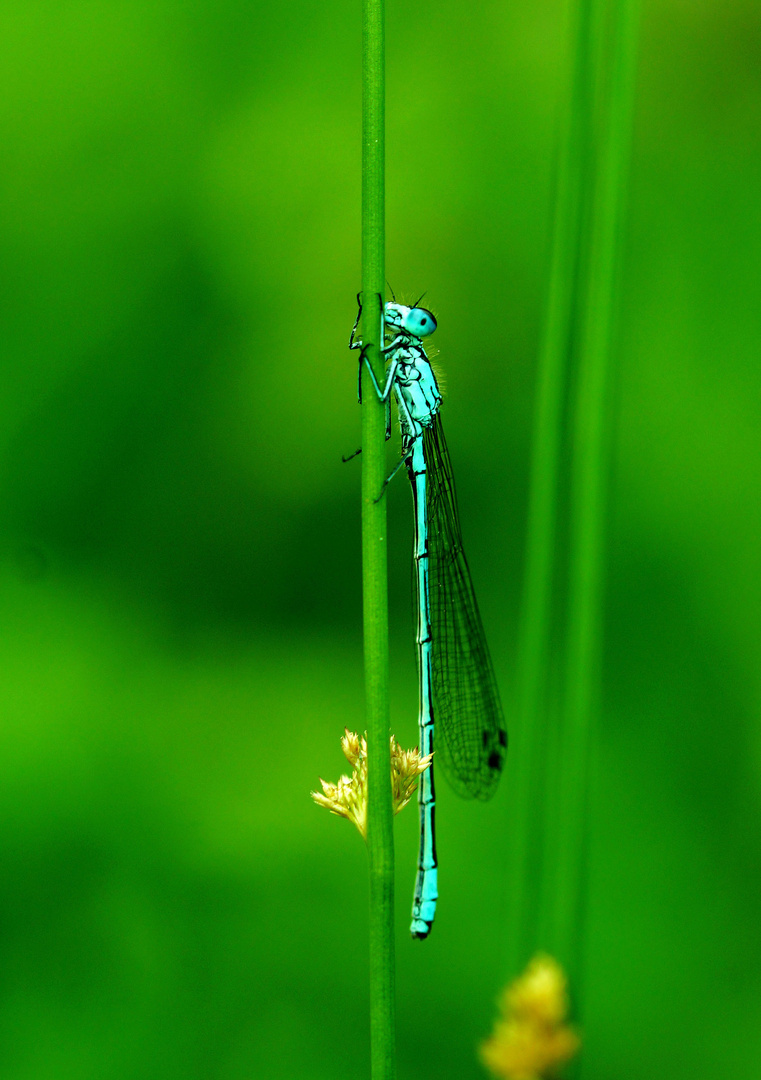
{"left": 0, "top": 1, "right": 759, "bottom": 1077}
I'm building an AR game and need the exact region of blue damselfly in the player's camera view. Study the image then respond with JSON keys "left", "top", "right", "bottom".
{"left": 348, "top": 295, "right": 507, "bottom": 938}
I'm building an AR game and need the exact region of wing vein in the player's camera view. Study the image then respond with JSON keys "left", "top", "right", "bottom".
{"left": 422, "top": 415, "right": 507, "bottom": 800}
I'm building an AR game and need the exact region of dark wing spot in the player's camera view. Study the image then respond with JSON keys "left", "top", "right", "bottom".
{"left": 498, "top": 729, "right": 507, "bottom": 747}
{"left": 488, "top": 751, "right": 503, "bottom": 771}
{"left": 482, "top": 729, "right": 491, "bottom": 748}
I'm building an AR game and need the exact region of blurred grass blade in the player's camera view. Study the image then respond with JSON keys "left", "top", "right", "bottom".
{"left": 552, "top": 0, "right": 641, "bottom": 994}
{"left": 508, "top": 0, "right": 599, "bottom": 977}
{"left": 508, "top": 0, "right": 640, "bottom": 1023}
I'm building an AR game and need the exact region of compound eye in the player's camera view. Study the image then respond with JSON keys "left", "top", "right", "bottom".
{"left": 405, "top": 307, "right": 437, "bottom": 338}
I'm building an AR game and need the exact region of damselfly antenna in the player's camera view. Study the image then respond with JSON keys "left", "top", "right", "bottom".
{"left": 412, "top": 290, "right": 427, "bottom": 309}
{"left": 386, "top": 280, "right": 397, "bottom": 302}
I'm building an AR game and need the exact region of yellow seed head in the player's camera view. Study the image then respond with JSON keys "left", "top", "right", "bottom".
{"left": 311, "top": 729, "right": 432, "bottom": 840}
{"left": 479, "top": 955, "right": 580, "bottom": 1080}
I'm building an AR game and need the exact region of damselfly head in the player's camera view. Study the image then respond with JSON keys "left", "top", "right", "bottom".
{"left": 385, "top": 302, "right": 437, "bottom": 339}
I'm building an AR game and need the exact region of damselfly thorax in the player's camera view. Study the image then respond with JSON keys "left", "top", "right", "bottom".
{"left": 392, "top": 344, "right": 442, "bottom": 438}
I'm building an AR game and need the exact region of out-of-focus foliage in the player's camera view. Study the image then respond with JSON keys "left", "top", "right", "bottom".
{"left": 0, "top": 1, "right": 759, "bottom": 1077}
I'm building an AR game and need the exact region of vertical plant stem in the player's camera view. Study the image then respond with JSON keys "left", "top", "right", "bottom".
{"left": 509, "top": 0, "right": 639, "bottom": 1026}
{"left": 360, "top": 1, "right": 395, "bottom": 1078}
{"left": 552, "top": 0, "right": 640, "bottom": 996}
{"left": 508, "top": 0, "right": 596, "bottom": 976}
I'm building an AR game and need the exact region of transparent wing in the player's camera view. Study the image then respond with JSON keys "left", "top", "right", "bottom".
{"left": 422, "top": 415, "right": 507, "bottom": 800}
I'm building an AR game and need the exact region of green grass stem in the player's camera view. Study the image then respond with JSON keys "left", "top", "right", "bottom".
{"left": 508, "top": 0, "right": 598, "bottom": 978}
{"left": 508, "top": 0, "right": 639, "bottom": 1029}
{"left": 551, "top": 0, "right": 640, "bottom": 996}
{"left": 359, "top": 0, "right": 395, "bottom": 1077}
